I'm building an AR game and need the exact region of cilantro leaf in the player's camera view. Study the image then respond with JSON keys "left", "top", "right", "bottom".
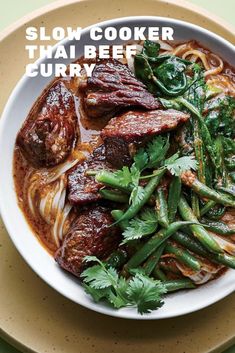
{"left": 134, "top": 148, "right": 148, "bottom": 171}
{"left": 121, "top": 208, "right": 158, "bottom": 244}
{"left": 81, "top": 264, "right": 118, "bottom": 289}
{"left": 134, "top": 135, "right": 170, "bottom": 171}
{"left": 83, "top": 284, "right": 110, "bottom": 302}
{"left": 112, "top": 165, "right": 141, "bottom": 190}
{"left": 165, "top": 155, "right": 197, "bottom": 176}
{"left": 113, "top": 166, "right": 134, "bottom": 188}
{"left": 81, "top": 256, "right": 119, "bottom": 289}
{"left": 140, "top": 208, "right": 159, "bottom": 222}
{"left": 146, "top": 135, "right": 170, "bottom": 169}
{"left": 126, "top": 271, "right": 166, "bottom": 314}
{"left": 129, "top": 185, "right": 145, "bottom": 206}
{"left": 81, "top": 257, "right": 167, "bottom": 315}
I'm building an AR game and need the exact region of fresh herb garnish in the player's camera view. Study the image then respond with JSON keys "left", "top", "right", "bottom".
{"left": 121, "top": 208, "right": 158, "bottom": 244}
{"left": 164, "top": 154, "right": 198, "bottom": 176}
{"left": 81, "top": 256, "right": 167, "bottom": 314}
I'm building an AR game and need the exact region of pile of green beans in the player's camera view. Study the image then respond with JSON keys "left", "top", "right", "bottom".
{"left": 100, "top": 160, "right": 235, "bottom": 294}
{"left": 89, "top": 104, "right": 235, "bottom": 298}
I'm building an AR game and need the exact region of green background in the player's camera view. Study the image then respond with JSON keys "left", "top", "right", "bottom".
{"left": 0, "top": 0, "right": 234, "bottom": 352}
{"left": 0, "top": 0, "right": 234, "bottom": 31}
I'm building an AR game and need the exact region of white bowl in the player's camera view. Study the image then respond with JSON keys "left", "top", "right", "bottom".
{"left": 0, "top": 16, "right": 234, "bottom": 320}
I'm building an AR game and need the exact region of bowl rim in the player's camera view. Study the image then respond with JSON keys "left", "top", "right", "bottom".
{"left": 0, "top": 15, "right": 235, "bottom": 320}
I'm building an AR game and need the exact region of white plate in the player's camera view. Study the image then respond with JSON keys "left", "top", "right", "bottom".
{"left": 0, "top": 16, "right": 235, "bottom": 320}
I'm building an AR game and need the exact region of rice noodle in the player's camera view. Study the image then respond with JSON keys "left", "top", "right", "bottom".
{"left": 52, "top": 203, "right": 72, "bottom": 247}
{"left": 27, "top": 182, "right": 39, "bottom": 216}
{"left": 170, "top": 42, "right": 193, "bottom": 56}
{"left": 45, "top": 158, "right": 79, "bottom": 183}
{"left": 175, "top": 260, "right": 222, "bottom": 285}
{"left": 207, "top": 74, "right": 235, "bottom": 96}
{"left": 189, "top": 271, "right": 215, "bottom": 285}
{"left": 27, "top": 163, "right": 73, "bottom": 246}
{"left": 204, "top": 54, "right": 224, "bottom": 77}
{"left": 27, "top": 171, "right": 43, "bottom": 216}
{"left": 182, "top": 49, "right": 210, "bottom": 70}
{"left": 209, "top": 232, "right": 235, "bottom": 256}
{"left": 51, "top": 176, "right": 66, "bottom": 220}
{"left": 39, "top": 181, "right": 60, "bottom": 224}
{"left": 157, "top": 40, "right": 173, "bottom": 51}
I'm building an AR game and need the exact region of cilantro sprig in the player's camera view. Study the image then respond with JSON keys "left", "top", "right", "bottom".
{"left": 164, "top": 153, "right": 198, "bottom": 176}
{"left": 121, "top": 208, "right": 158, "bottom": 244}
{"left": 134, "top": 135, "right": 170, "bottom": 171}
{"left": 95, "top": 136, "right": 197, "bottom": 226}
{"left": 81, "top": 256, "right": 167, "bottom": 314}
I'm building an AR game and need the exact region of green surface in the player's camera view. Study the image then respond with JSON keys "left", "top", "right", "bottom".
{"left": 0, "top": 337, "right": 22, "bottom": 353}
{"left": 225, "top": 347, "right": 235, "bottom": 353}
{"left": 0, "top": 0, "right": 234, "bottom": 31}
{"left": 0, "top": 0, "right": 234, "bottom": 352}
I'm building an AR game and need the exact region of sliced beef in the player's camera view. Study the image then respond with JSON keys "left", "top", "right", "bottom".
{"left": 17, "top": 80, "right": 77, "bottom": 167}
{"left": 101, "top": 109, "right": 190, "bottom": 168}
{"left": 68, "top": 145, "right": 114, "bottom": 205}
{"left": 54, "top": 206, "right": 121, "bottom": 277}
{"left": 84, "top": 59, "right": 160, "bottom": 118}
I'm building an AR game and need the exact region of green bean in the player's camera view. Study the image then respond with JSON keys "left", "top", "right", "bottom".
{"left": 225, "top": 159, "right": 235, "bottom": 170}
{"left": 230, "top": 172, "right": 235, "bottom": 183}
{"left": 172, "top": 232, "right": 208, "bottom": 257}
{"left": 191, "top": 192, "right": 200, "bottom": 219}
{"left": 174, "top": 232, "right": 235, "bottom": 269}
{"left": 164, "top": 243, "right": 201, "bottom": 271}
{"left": 216, "top": 186, "right": 235, "bottom": 198}
{"left": 176, "top": 97, "right": 217, "bottom": 167}
{"left": 96, "top": 171, "right": 156, "bottom": 205}
{"left": 214, "top": 136, "right": 228, "bottom": 184}
{"left": 143, "top": 243, "right": 166, "bottom": 276}
{"left": 201, "top": 218, "right": 235, "bottom": 236}
{"left": 99, "top": 189, "right": 129, "bottom": 203}
{"left": 111, "top": 210, "right": 128, "bottom": 230}
{"left": 193, "top": 115, "right": 206, "bottom": 183}
{"left": 168, "top": 176, "right": 181, "bottom": 223}
{"left": 106, "top": 249, "right": 128, "bottom": 269}
{"left": 153, "top": 267, "right": 167, "bottom": 281}
{"left": 164, "top": 279, "right": 196, "bottom": 292}
{"left": 200, "top": 200, "right": 217, "bottom": 217}
{"left": 125, "top": 221, "right": 198, "bottom": 270}
{"left": 116, "top": 169, "right": 166, "bottom": 223}
{"left": 213, "top": 253, "right": 235, "bottom": 269}
{"left": 182, "top": 174, "right": 235, "bottom": 208}
{"left": 206, "top": 205, "right": 226, "bottom": 220}
{"left": 156, "top": 187, "right": 169, "bottom": 227}
{"left": 96, "top": 171, "right": 132, "bottom": 193}
{"left": 178, "top": 196, "right": 222, "bottom": 253}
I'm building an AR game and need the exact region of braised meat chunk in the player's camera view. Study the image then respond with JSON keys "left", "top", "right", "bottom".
{"left": 17, "top": 81, "right": 77, "bottom": 167}
{"left": 54, "top": 206, "right": 121, "bottom": 277}
{"left": 68, "top": 145, "right": 114, "bottom": 205}
{"left": 101, "top": 109, "right": 190, "bottom": 167}
{"left": 84, "top": 59, "right": 160, "bottom": 118}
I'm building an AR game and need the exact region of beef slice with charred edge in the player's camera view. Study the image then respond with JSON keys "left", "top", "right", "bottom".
{"left": 68, "top": 145, "right": 115, "bottom": 205}
{"left": 17, "top": 80, "right": 77, "bottom": 167}
{"left": 101, "top": 109, "right": 190, "bottom": 168}
{"left": 84, "top": 59, "right": 160, "bottom": 118}
{"left": 54, "top": 206, "right": 121, "bottom": 277}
